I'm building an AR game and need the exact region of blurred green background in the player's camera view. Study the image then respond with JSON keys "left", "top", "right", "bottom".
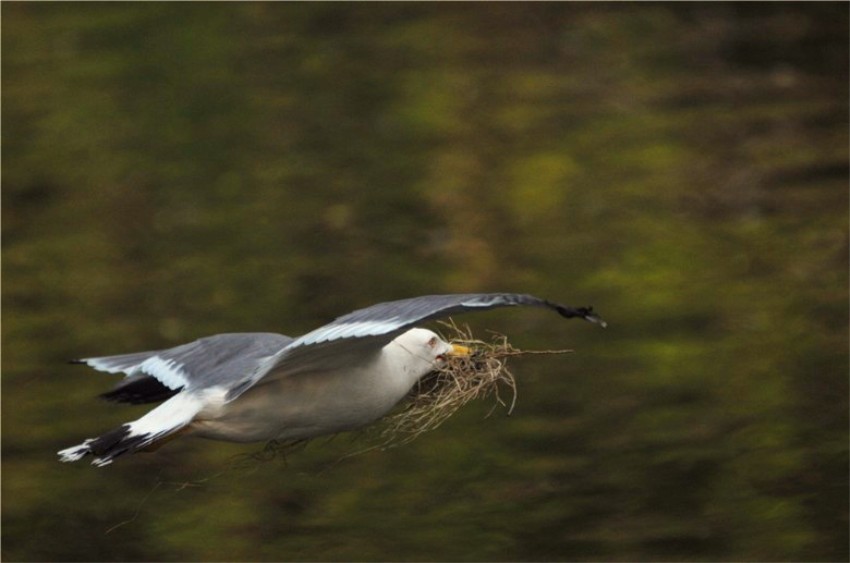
{"left": 3, "top": 3, "right": 848, "bottom": 561}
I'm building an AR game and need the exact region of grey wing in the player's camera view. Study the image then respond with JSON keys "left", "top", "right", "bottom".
{"left": 74, "top": 332, "right": 294, "bottom": 404}
{"left": 227, "top": 293, "right": 605, "bottom": 400}
{"left": 295, "top": 293, "right": 604, "bottom": 346}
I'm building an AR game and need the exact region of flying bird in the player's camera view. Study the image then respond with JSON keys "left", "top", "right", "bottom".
{"left": 58, "top": 293, "right": 605, "bottom": 466}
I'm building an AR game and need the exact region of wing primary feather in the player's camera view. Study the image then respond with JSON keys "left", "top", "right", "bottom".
{"left": 546, "top": 302, "right": 608, "bottom": 327}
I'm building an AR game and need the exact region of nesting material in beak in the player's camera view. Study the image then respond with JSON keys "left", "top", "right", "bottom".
{"left": 379, "top": 319, "right": 572, "bottom": 446}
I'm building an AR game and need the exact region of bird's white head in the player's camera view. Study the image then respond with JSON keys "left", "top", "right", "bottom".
{"left": 389, "top": 328, "right": 471, "bottom": 384}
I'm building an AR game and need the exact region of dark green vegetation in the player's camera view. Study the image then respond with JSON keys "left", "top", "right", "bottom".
{"left": 3, "top": 3, "right": 847, "bottom": 561}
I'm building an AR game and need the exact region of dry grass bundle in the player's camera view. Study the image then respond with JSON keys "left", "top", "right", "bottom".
{"left": 378, "top": 319, "right": 571, "bottom": 446}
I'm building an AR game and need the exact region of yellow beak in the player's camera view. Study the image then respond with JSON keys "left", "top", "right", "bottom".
{"left": 449, "top": 343, "right": 472, "bottom": 356}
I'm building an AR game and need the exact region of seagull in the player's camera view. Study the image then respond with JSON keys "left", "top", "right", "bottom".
{"left": 58, "top": 293, "right": 605, "bottom": 466}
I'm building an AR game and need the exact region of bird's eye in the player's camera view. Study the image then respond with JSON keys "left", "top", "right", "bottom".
{"left": 427, "top": 336, "right": 438, "bottom": 348}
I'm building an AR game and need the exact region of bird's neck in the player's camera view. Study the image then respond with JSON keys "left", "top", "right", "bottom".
{"left": 374, "top": 341, "right": 431, "bottom": 402}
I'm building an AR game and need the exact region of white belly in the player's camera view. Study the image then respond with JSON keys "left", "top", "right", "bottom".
{"left": 190, "top": 364, "right": 413, "bottom": 443}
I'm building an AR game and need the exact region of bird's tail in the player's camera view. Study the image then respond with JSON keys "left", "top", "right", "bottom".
{"left": 58, "top": 392, "right": 203, "bottom": 466}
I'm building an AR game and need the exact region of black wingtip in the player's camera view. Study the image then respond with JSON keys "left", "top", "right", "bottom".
{"left": 550, "top": 303, "right": 608, "bottom": 328}
{"left": 99, "top": 377, "right": 182, "bottom": 405}
{"left": 582, "top": 308, "right": 608, "bottom": 328}
{"left": 69, "top": 359, "right": 87, "bottom": 365}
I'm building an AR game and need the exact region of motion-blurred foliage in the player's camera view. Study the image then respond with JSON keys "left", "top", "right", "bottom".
{"left": 3, "top": 3, "right": 848, "bottom": 561}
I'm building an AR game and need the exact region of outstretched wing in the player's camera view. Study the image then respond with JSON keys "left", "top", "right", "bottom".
{"left": 228, "top": 293, "right": 604, "bottom": 400}
{"left": 74, "top": 333, "right": 293, "bottom": 403}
